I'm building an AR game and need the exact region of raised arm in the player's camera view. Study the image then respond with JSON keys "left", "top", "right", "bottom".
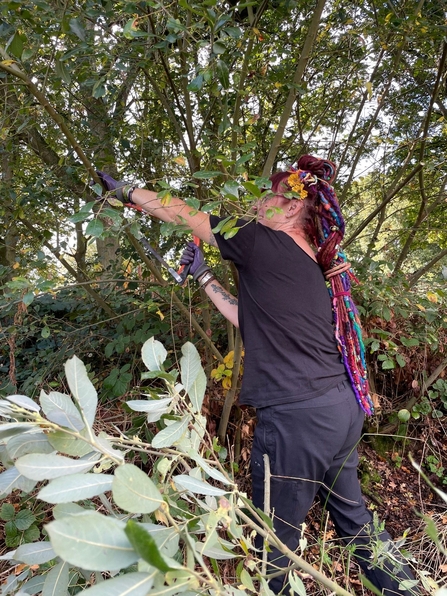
{"left": 96, "top": 172, "right": 217, "bottom": 247}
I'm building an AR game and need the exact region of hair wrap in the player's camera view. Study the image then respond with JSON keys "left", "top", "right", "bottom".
{"left": 269, "top": 155, "right": 374, "bottom": 415}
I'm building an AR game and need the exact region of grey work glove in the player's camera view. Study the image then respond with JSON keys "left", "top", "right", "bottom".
{"left": 180, "top": 241, "right": 211, "bottom": 281}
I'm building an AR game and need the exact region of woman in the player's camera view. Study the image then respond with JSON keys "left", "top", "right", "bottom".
{"left": 98, "top": 155, "right": 417, "bottom": 594}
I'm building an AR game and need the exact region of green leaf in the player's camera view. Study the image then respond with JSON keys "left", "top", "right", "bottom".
{"left": 240, "top": 569, "right": 255, "bottom": 592}
{"left": 0, "top": 423, "right": 36, "bottom": 441}
{"left": 126, "top": 397, "right": 172, "bottom": 421}
{"left": 222, "top": 180, "right": 239, "bottom": 199}
{"left": 212, "top": 41, "right": 226, "bottom": 54}
{"left": 223, "top": 227, "right": 239, "bottom": 239}
{"left": 90, "top": 183, "right": 103, "bottom": 197}
{"left": 112, "top": 464, "right": 163, "bottom": 514}
{"left": 216, "top": 59, "right": 230, "bottom": 89}
{"left": 23, "top": 524, "right": 40, "bottom": 542}
{"left": 123, "top": 18, "right": 138, "bottom": 39}
{"left": 125, "top": 520, "right": 173, "bottom": 572}
{"left": 86, "top": 219, "right": 104, "bottom": 237}
{"left": 288, "top": 570, "right": 307, "bottom": 596}
{"left": 15, "top": 509, "right": 36, "bottom": 530}
{"left": 180, "top": 342, "right": 206, "bottom": 413}
{"left": 22, "top": 291, "right": 35, "bottom": 306}
{"left": 195, "top": 539, "right": 237, "bottom": 560}
{"left": 400, "top": 336, "right": 419, "bottom": 347}
{"left": 53, "top": 502, "right": 86, "bottom": 519}
{"left": 151, "top": 416, "right": 190, "bottom": 449}
{"left": 81, "top": 573, "right": 155, "bottom": 596}
{"left": 381, "top": 359, "right": 395, "bottom": 370}
{"left": 69, "top": 18, "right": 86, "bottom": 41}
{"left": 14, "top": 541, "right": 56, "bottom": 565}
{"left": 126, "top": 397, "right": 173, "bottom": 412}
{"left": 38, "top": 473, "right": 113, "bottom": 504}
{"left": 20, "top": 574, "right": 46, "bottom": 595}
{"left": 55, "top": 59, "right": 71, "bottom": 85}
{"left": 6, "top": 394, "right": 40, "bottom": 412}
{"left": 5, "top": 520, "right": 18, "bottom": 538}
{"left": 42, "top": 561, "right": 69, "bottom": 596}
{"left": 173, "top": 474, "right": 227, "bottom": 496}
{"left": 0, "top": 503, "right": 16, "bottom": 521}
{"left": 141, "top": 337, "right": 167, "bottom": 372}
{"left": 41, "top": 326, "right": 50, "bottom": 338}
{"left": 69, "top": 211, "right": 91, "bottom": 224}
{"left": 242, "top": 181, "right": 262, "bottom": 198}
{"left": 397, "top": 409, "right": 410, "bottom": 423}
{"left": 6, "top": 432, "right": 53, "bottom": 459}
{"left": 396, "top": 353, "right": 406, "bottom": 367}
{"left": 187, "top": 450, "right": 233, "bottom": 486}
{"left": 47, "top": 430, "right": 93, "bottom": 457}
{"left": 8, "top": 32, "right": 24, "bottom": 58}
{"left": 0, "top": 466, "right": 37, "bottom": 498}
{"left": 40, "top": 390, "right": 85, "bottom": 431}
{"left": 192, "top": 170, "right": 221, "bottom": 179}
{"left": 15, "top": 453, "right": 96, "bottom": 481}
{"left": 64, "top": 355, "right": 97, "bottom": 428}
{"left": 187, "top": 74, "right": 203, "bottom": 92}
{"left": 46, "top": 511, "right": 138, "bottom": 571}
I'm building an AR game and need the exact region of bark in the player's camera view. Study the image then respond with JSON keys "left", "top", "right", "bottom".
{"left": 0, "top": 150, "right": 19, "bottom": 285}
{"left": 408, "top": 247, "right": 447, "bottom": 287}
{"left": 218, "top": 329, "right": 243, "bottom": 443}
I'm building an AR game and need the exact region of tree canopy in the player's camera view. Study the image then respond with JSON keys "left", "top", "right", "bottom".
{"left": 1, "top": 0, "right": 447, "bottom": 423}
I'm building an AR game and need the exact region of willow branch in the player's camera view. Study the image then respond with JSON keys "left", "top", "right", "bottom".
{"left": 125, "top": 229, "right": 223, "bottom": 363}
{"left": 408, "top": 247, "right": 447, "bottom": 287}
{"left": 261, "top": 0, "right": 326, "bottom": 176}
{"left": 0, "top": 48, "right": 99, "bottom": 185}
{"left": 344, "top": 162, "right": 423, "bottom": 248}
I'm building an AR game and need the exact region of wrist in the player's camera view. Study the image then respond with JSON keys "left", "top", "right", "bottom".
{"left": 122, "top": 185, "right": 137, "bottom": 205}
{"left": 197, "top": 271, "right": 215, "bottom": 289}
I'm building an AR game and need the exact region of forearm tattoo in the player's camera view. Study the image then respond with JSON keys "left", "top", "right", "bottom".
{"left": 209, "top": 283, "right": 238, "bottom": 305}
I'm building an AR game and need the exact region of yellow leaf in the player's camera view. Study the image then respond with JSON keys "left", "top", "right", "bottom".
{"left": 0, "top": 60, "right": 16, "bottom": 66}
{"left": 274, "top": 82, "right": 282, "bottom": 88}
{"left": 365, "top": 81, "right": 373, "bottom": 100}
{"left": 239, "top": 539, "right": 249, "bottom": 555}
{"left": 416, "top": 304, "right": 426, "bottom": 311}
{"left": 160, "top": 192, "right": 172, "bottom": 206}
{"left": 173, "top": 156, "right": 186, "bottom": 166}
{"left": 426, "top": 291, "right": 438, "bottom": 303}
{"left": 13, "top": 262, "right": 20, "bottom": 269}
{"left": 156, "top": 309, "right": 165, "bottom": 320}
{"left": 107, "top": 197, "right": 124, "bottom": 208}
{"left": 223, "top": 350, "right": 234, "bottom": 367}
{"left": 222, "top": 376, "right": 232, "bottom": 390}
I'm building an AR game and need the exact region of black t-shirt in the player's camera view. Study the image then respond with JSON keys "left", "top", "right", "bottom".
{"left": 210, "top": 215, "right": 346, "bottom": 408}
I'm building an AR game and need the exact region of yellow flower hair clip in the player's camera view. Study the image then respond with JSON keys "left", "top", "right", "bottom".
{"left": 287, "top": 172, "right": 308, "bottom": 200}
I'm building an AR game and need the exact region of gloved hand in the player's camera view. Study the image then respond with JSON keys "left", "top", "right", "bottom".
{"left": 95, "top": 171, "right": 133, "bottom": 203}
{"left": 180, "top": 241, "right": 211, "bottom": 281}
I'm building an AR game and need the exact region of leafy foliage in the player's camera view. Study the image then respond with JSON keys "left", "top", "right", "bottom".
{"left": 0, "top": 338, "right": 356, "bottom": 596}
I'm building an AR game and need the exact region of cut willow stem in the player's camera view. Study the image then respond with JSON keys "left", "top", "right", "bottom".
{"left": 262, "top": 453, "right": 272, "bottom": 576}
{"left": 236, "top": 506, "right": 354, "bottom": 596}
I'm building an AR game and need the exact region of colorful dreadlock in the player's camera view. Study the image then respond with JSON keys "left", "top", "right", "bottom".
{"left": 270, "top": 155, "right": 374, "bottom": 415}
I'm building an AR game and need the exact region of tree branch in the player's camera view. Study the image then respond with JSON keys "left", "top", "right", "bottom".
{"left": 261, "top": 0, "right": 326, "bottom": 176}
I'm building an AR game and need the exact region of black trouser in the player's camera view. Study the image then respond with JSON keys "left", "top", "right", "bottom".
{"left": 251, "top": 378, "right": 417, "bottom": 595}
